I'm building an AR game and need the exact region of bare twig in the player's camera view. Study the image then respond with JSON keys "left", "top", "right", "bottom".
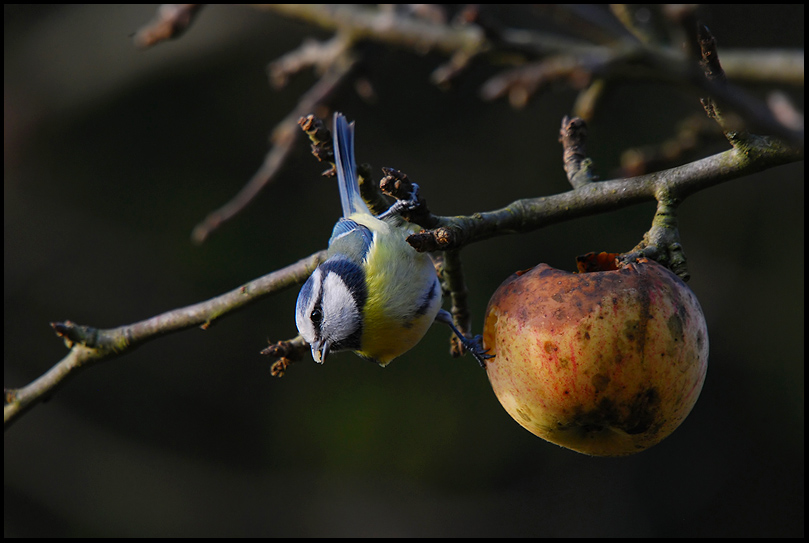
{"left": 618, "top": 115, "right": 722, "bottom": 177}
{"left": 559, "top": 116, "right": 597, "bottom": 188}
{"left": 191, "top": 61, "right": 357, "bottom": 244}
{"left": 268, "top": 33, "right": 353, "bottom": 89}
{"left": 133, "top": 4, "right": 203, "bottom": 48}
{"left": 260, "top": 4, "right": 486, "bottom": 56}
{"left": 261, "top": 336, "right": 309, "bottom": 377}
{"left": 719, "top": 50, "right": 804, "bottom": 85}
{"left": 479, "top": 53, "right": 607, "bottom": 107}
{"left": 440, "top": 250, "right": 473, "bottom": 358}
{"left": 692, "top": 25, "right": 802, "bottom": 146}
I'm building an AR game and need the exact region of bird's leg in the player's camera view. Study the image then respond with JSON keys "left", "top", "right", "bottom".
{"left": 435, "top": 309, "right": 493, "bottom": 368}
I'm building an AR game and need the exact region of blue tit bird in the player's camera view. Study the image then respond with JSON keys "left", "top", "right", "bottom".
{"left": 295, "top": 113, "right": 443, "bottom": 366}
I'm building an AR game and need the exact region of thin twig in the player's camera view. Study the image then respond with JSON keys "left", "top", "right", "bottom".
{"left": 191, "top": 61, "right": 357, "bottom": 243}
{"left": 559, "top": 116, "right": 597, "bottom": 188}
{"left": 261, "top": 4, "right": 486, "bottom": 55}
{"left": 133, "top": 4, "right": 203, "bottom": 48}
{"left": 440, "top": 250, "right": 473, "bottom": 358}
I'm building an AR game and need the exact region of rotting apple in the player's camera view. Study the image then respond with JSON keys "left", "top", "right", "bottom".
{"left": 482, "top": 257, "right": 708, "bottom": 456}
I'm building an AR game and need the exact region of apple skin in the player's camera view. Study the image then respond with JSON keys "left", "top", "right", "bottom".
{"left": 482, "top": 259, "right": 708, "bottom": 456}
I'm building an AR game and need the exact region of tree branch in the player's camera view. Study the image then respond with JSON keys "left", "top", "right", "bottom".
{"left": 408, "top": 136, "right": 802, "bottom": 253}
{"left": 4, "top": 251, "right": 326, "bottom": 429}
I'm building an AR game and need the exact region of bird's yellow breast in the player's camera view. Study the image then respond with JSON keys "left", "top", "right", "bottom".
{"left": 348, "top": 213, "right": 441, "bottom": 365}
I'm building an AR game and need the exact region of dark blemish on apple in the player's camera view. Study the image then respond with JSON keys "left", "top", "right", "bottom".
{"left": 623, "top": 388, "right": 661, "bottom": 435}
{"left": 576, "top": 324, "right": 592, "bottom": 341}
{"left": 667, "top": 312, "right": 684, "bottom": 342}
{"left": 515, "top": 406, "right": 533, "bottom": 424}
{"left": 592, "top": 372, "right": 610, "bottom": 392}
{"left": 624, "top": 319, "right": 640, "bottom": 342}
{"left": 559, "top": 387, "right": 661, "bottom": 436}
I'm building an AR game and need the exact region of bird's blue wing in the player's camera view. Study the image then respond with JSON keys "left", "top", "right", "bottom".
{"left": 328, "top": 218, "right": 374, "bottom": 262}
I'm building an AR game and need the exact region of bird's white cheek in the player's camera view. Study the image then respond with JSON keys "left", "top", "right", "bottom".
{"left": 320, "top": 271, "right": 362, "bottom": 341}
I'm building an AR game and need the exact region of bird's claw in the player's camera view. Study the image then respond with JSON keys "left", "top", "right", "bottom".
{"left": 377, "top": 183, "right": 421, "bottom": 220}
{"left": 458, "top": 333, "right": 494, "bottom": 368}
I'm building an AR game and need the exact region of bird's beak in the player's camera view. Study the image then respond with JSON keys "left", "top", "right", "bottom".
{"left": 312, "top": 340, "right": 329, "bottom": 364}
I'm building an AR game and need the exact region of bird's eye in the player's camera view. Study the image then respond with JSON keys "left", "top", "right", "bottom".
{"left": 310, "top": 308, "right": 323, "bottom": 324}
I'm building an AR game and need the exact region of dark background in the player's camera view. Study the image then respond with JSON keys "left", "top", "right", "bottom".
{"left": 4, "top": 4, "right": 803, "bottom": 537}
